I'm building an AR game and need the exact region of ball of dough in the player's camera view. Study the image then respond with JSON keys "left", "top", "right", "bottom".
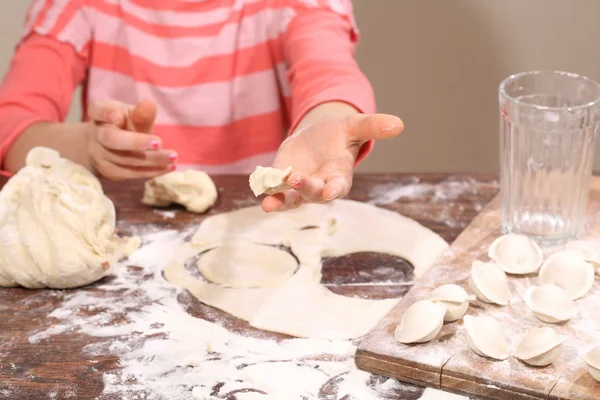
{"left": 0, "top": 147, "right": 140, "bottom": 289}
{"left": 142, "top": 170, "right": 217, "bottom": 213}
{"left": 197, "top": 242, "right": 298, "bottom": 288}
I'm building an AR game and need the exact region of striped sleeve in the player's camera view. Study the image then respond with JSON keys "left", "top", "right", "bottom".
{"left": 281, "top": 0, "right": 377, "bottom": 164}
{"left": 282, "top": 0, "right": 376, "bottom": 127}
{"left": 0, "top": 0, "right": 89, "bottom": 172}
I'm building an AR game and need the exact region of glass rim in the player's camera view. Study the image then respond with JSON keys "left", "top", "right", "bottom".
{"left": 499, "top": 70, "right": 600, "bottom": 112}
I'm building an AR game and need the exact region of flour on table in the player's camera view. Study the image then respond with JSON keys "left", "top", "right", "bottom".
{"left": 153, "top": 209, "right": 176, "bottom": 219}
{"left": 0, "top": 147, "right": 139, "bottom": 289}
{"left": 26, "top": 228, "right": 466, "bottom": 399}
{"left": 368, "top": 177, "right": 499, "bottom": 228}
{"left": 164, "top": 199, "right": 449, "bottom": 339}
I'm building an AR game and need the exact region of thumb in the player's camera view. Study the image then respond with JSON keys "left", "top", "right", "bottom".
{"left": 130, "top": 99, "right": 157, "bottom": 133}
{"left": 346, "top": 113, "right": 404, "bottom": 142}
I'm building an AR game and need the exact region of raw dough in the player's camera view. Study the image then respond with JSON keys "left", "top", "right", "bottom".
{"left": 394, "top": 300, "right": 447, "bottom": 344}
{"left": 142, "top": 170, "right": 217, "bottom": 213}
{"left": 488, "top": 233, "right": 543, "bottom": 275}
{"left": 582, "top": 345, "right": 600, "bottom": 383}
{"left": 538, "top": 249, "right": 595, "bottom": 300}
{"left": 463, "top": 315, "right": 511, "bottom": 361}
{"left": 248, "top": 166, "right": 292, "bottom": 196}
{"left": 513, "top": 327, "right": 567, "bottom": 366}
{"left": 523, "top": 284, "right": 577, "bottom": 324}
{"left": 0, "top": 147, "right": 140, "bottom": 289}
{"left": 428, "top": 284, "right": 475, "bottom": 322}
{"left": 468, "top": 260, "right": 511, "bottom": 306}
{"left": 197, "top": 242, "right": 298, "bottom": 288}
{"left": 164, "top": 199, "right": 449, "bottom": 339}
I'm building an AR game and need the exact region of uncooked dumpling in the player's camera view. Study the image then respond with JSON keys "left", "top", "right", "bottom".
{"left": 463, "top": 315, "right": 511, "bottom": 360}
{"left": 142, "top": 170, "right": 217, "bottom": 213}
{"left": 0, "top": 147, "right": 140, "bottom": 289}
{"left": 488, "top": 234, "right": 543, "bottom": 275}
{"left": 538, "top": 250, "right": 595, "bottom": 300}
{"left": 513, "top": 327, "right": 567, "bottom": 366}
{"left": 248, "top": 166, "right": 292, "bottom": 196}
{"left": 428, "top": 284, "right": 476, "bottom": 322}
{"left": 394, "top": 300, "right": 447, "bottom": 344}
{"left": 565, "top": 240, "right": 600, "bottom": 266}
{"left": 468, "top": 261, "right": 511, "bottom": 306}
{"left": 524, "top": 284, "right": 577, "bottom": 324}
{"left": 582, "top": 345, "right": 600, "bottom": 383}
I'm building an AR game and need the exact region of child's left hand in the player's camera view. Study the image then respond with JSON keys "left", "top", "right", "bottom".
{"left": 261, "top": 112, "right": 404, "bottom": 212}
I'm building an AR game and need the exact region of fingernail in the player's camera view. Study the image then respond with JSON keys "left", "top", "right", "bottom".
{"left": 287, "top": 173, "right": 302, "bottom": 188}
{"left": 169, "top": 152, "right": 178, "bottom": 162}
{"left": 381, "top": 124, "right": 400, "bottom": 132}
{"left": 326, "top": 189, "right": 339, "bottom": 201}
{"left": 151, "top": 140, "right": 159, "bottom": 149}
{"left": 169, "top": 164, "right": 176, "bottom": 171}
{"left": 109, "top": 112, "right": 119, "bottom": 125}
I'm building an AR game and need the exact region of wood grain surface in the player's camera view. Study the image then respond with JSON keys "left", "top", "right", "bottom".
{"left": 356, "top": 177, "right": 600, "bottom": 400}
{"left": 0, "top": 173, "right": 499, "bottom": 399}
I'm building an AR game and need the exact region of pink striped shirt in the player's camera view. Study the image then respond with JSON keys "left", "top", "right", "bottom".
{"left": 0, "top": 0, "right": 376, "bottom": 174}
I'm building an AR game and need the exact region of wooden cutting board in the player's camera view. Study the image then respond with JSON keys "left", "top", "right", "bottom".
{"left": 355, "top": 177, "right": 600, "bottom": 400}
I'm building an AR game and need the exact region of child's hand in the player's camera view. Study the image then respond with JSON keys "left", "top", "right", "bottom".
{"left": 85, "top": 99, "right": 177, "bottom": 181}
{"left": 261, "top": 112, "right": 404, "bottom": 212}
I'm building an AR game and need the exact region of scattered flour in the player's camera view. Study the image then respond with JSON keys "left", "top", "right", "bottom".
{"left": 153, "top": 209, "right": 177, "bottom": 219}
{"left": 26, "top": 227, "right": 467, "bottom": 400}
{"left": 368, "top": 177, "right": 499, "bottom": 229}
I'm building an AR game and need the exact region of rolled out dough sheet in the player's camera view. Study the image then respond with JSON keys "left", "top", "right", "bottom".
{"left": 164, "top": 199, "right": 449, "bottom": 339}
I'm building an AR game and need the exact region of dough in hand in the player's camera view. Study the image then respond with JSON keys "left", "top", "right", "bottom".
{"left": 0, "top": 147, "right": 140, "bottom": 289}
{"left": 248, "top": 166, "right": 292, "bottom": 196}
{"left": 142, "top": 170, "right": 217, "bottom": 213}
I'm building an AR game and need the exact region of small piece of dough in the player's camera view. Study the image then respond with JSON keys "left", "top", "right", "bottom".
{"left": 394, "top": 300, "right": 447, "bottom": 344}
{"left": 523, "top": 284, "right": 578, "bottom": 324}
{"left": 513, "top": 327, "right": 567, "bottom": 366}
{"left": 488, "top": 233, "right": 543, "bottom": 275}
{"left": 538, "top": 250, "right": 595, "bottom": 300}
{"left": 582, "top": 345, "right": 600, "bottom": 383}
{"left": 197, "top": 242, "right": 298, "bottom": 288}
{"left": 0, "top": 147, "right": 140, "bottom": 289}
{"left": 142, "top": 170, "right": 217, "bottom": 213}
{"left": 468, "top": 260, "right": 511, "bottom": 306}
{"left": 429, "top": 284, "right": 476, "bottom": 322}
{"left": 463, "top": 315, "right": 511, "bottom": 360}
{"left": 248, "top": 166, "right": 292, "bottom": 196}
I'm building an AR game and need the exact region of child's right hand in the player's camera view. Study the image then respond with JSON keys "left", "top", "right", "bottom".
{"left": 85, "top": 99, "right": 177, "bottom": 181}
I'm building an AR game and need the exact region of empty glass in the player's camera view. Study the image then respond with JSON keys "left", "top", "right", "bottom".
{"left": 499, "top": 70, "right": 600, "bottom": 245}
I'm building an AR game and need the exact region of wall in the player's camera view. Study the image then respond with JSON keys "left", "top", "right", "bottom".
{"left": 2, "top": 1, "right": 600, "bottom": 173}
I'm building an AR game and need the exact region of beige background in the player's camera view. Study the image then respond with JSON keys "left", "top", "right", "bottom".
{"left": 2, "top": 0, "right": 600, "bottom": 173}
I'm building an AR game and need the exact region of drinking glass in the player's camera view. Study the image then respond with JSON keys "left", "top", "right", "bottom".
{"left": 499, "top": 70, "right": 600, "bottom": 245}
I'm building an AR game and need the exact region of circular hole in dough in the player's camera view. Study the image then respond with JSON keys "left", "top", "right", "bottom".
{"left": 321, "top": 252, "right": 414, "bottom": 298}
{"left": 196, "top": 242, "right": 299, "bottom": 289}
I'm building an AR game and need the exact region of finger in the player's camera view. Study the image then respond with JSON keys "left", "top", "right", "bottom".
{"left": 88, "top": 100, "right": 133, "bottom": 127}
{"left": 322, "top": 171, "right": 352, "bottom": 201}
{"left": 345, "top": 113, "right": 405, "bottom": 143}
{"left": 96, "top": 125, "right": 162, "bottom": 151}
{"left": 261, "top": 190, "right": 304, "bottom": 213}
{"left": 89, "top": 141, "right": 177, "bottom": 168}
{"left": 93, "top": 160, "right": 170, "bottom": 182}
{"left": 285, "top": 171, "right": 326, "bottom": 202}
{"left": 130, "top": 99, "right": 157, "bottom": 133}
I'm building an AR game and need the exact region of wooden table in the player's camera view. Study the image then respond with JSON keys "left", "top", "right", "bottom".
{"left": 0, "top": 173, "right": 499, "bottom": 399}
